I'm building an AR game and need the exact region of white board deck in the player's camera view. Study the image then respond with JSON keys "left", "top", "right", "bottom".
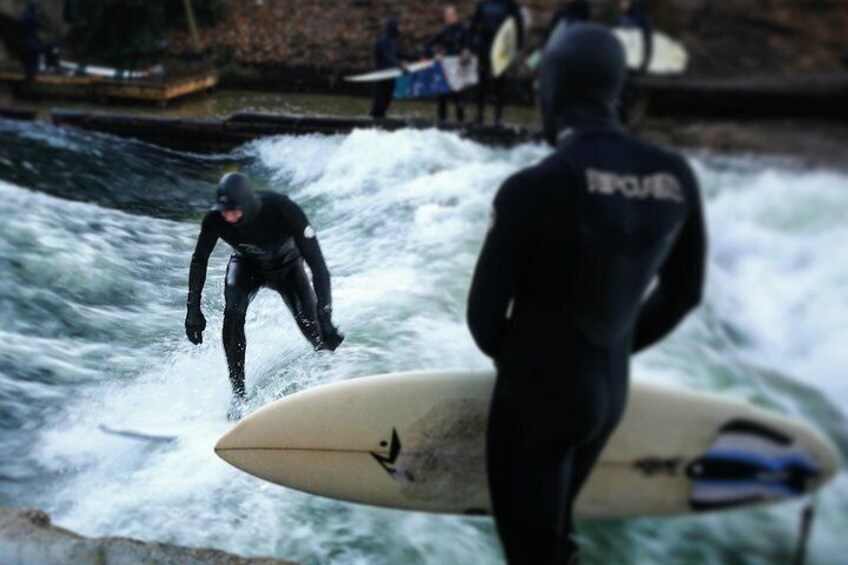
{"left": 344, "top": 61, "right": 433, "bottom": 83}
{"left": 613, "top": 29, "right": 689, "bottom": 74}
{"left": 216, "top": 371, "right": 839, "bottom": 518}
{"left": 491, "top": 17, "right": 519, "bottom": 77}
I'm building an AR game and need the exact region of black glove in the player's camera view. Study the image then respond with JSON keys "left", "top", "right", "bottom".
{"left": 317, "top": 306, "right": 344, "bottom": 352}
{"left": 185, "top": 305, "right": 206, "bottom": 345}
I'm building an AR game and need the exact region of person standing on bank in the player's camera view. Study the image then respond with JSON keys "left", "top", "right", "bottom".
{"left": 186, "top": 173, "right": 344, "bottom": 420}
{"left": 470, "top": 0, "right": 523, "bottom": 125}
{"left": 425, "top": 5, "right": 472, "bottom": 123}
{"left": 467, "top": 24, "right": 706, "bottom": 564}
{"left": 370, "top": 15, "right": 406, "bottom": 119}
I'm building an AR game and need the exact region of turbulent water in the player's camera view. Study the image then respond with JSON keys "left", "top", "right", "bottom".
{"left": 0, "top": 117, "right": 846, "bottom": 565}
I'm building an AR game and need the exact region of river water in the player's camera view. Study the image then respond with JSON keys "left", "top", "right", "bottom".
{"left": 0, "top": 115, "right": 846, "bottom": 565}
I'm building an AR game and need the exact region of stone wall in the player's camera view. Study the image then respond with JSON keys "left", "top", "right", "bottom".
{"left": 166, "top": 0, "right": 848, "bottom": 76}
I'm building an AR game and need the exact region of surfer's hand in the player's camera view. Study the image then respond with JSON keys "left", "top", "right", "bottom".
{"left": 317, "top": 307, "right": 344, "bottom": 351}
{"left": 185, "top": 307, "right": 206, "bottom": 345}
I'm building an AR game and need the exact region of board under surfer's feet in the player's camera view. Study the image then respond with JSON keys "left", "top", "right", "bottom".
{"left": 227, "top": 395, "right": 246, "bottom": 421}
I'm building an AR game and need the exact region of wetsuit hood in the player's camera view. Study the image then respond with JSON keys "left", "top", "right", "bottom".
{"left": 382, "top": 16, "right": 400, "bottom": 39}
{"left": 539, "top": 23, "right": 625, "bottom": 145}
{"left": 212, "top": 172, "right": 262, "bottom": 223}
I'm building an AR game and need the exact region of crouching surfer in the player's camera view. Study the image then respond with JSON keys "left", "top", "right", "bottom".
{"left": 185, "top": 173, "right": 344, "bottom": 420}
{"left": 467, "top": 24, "right": 707, "bottom": 564}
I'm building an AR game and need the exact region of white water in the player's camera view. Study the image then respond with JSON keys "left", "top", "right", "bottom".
{"left": 1, "top": 128, "right": 846, "bottom": 564}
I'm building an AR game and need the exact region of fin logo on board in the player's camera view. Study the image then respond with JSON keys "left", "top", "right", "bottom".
{"left": 371, "top": 428, "right": 415, "bottom": 482}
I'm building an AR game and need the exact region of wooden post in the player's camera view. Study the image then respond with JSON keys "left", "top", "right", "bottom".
{"left": 183, "top": 0, "right": 202, "bottom": 54}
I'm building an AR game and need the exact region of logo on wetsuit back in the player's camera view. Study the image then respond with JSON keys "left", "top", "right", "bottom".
{"left": 586, "top": 169, "right": 684, "bottom": 203}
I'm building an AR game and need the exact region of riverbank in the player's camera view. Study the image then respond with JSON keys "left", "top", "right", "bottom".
{"left": 3, "top": 89, "right": 847, "bottom": 168}
{"left": 0, "top": 507, "right": 295, "bottom": 564}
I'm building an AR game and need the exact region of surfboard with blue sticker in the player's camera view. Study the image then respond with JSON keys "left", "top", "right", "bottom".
{"left": 393, "top": 61, "right": 452, "bottom": 100}
{"left": 216, "top": 372, "right": 840, "bottom": 518}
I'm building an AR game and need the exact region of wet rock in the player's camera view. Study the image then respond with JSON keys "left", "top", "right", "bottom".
{"left": 0, "top": 506, "right": 297, "bottom": 565}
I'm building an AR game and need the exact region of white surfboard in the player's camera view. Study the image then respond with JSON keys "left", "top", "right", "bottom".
{"left": 59, "top": 61, "right": 161, "bottom": 80}
{"left": 440, "top": 55, "right": 478, "bottom": 91}
{"left": 216, "top": 371, "right": 839, "bottom": 518}
{"left": 613, "top": 29, "right": 689, "bottom": 74}
{"left": 344, "top": 60, "right": 434, "bottom": 83}
{"left": 491, "top": 18, "right": 519, "bottom": 78}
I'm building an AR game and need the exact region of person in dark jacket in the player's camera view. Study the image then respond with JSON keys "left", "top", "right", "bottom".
{"left": 186, "top": 173, "right": 344, "bottom": 420}
{"left": 470, "top": 0, "right": 524, "bottom": 124}
{"left": 467, "top": 24, "right": 706, "bottom": 564}
{"left": 16, "top": 1, "right": 59, "bottom": 98}
{"left": 370, "top": 16, "right": 405, "bottom": 119}
{"left": 618, "top": 0, "right": 654, "bottom": 125}
{"left": 425, "top": 5, "right": 472, "bottom": 122}
{"left": 545, "top": 0, "right": 590, "bottom": 43}
{"left": 620, "top": 0, "right": 653, "bottom": 73}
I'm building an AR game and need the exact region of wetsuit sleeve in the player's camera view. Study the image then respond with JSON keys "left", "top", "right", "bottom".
{"left": 468, "top": 175, "right": 529, "bottom": 358}
{"left": 283, "top": 200, "right": 333, "bottom": 310}
{"left": 632, "top": 163, "right": 706, "bottom": 352}
{"left": 187, "top": 214, "right": 219, "bottom": 308}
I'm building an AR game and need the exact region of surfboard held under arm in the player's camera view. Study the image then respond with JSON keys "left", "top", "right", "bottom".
{"left": 215, "top": 371, "right": 839, "bottom": 518}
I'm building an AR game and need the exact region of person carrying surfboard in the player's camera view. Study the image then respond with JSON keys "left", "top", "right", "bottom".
{"left": 370, "top": 16, "right": 409, "bottom": 119}
{"left": 470, "top": 0, "right": 524, "bottom": 125}
{"left": 467, "top": 23, "right": 706, "bottom": 564}
{"left": 425, "top": 5, "right": 473, "bottom": 122}
{"left": 185, "top": 173, "right": 343, "bottom": 420}
{"left": 618, "top": 0, "right": 654, "bottom": 125}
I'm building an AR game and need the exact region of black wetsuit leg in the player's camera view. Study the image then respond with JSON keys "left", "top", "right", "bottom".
{"left": 370, "top": 79, "right": 396, "bottom": 119}
{"left": 223, "top": 255, "right": 263, "bottom": 398}
{"left": 493, "top": 75, "right": 505, "bottom": 124}
{"left": 476, "top": 48, "right": 493, "bottom": 124}
{"left": 487, "top": 327, "right": 631, "bottom": 565}
{"left": 437, "top": 94, "right": 449, "bottom": 122}
{"left": 266, "top": 259, "right": 323, "bottom": 349}
{"left": 487, "top": 380, "right": 576, "bottom": 565}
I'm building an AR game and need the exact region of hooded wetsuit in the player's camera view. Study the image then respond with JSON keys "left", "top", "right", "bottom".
{"left": 470, "top": 0, "right": 524, "bottom": 124}
{"left": 620, "top": 0, "right": 653, "bottom": 74}
{"left": 467, "top": 24, "right": 706, "bottom": 564}
{"left": 186, "top": 174, "right": 341, "bottom": 399}
{"left": 371, "top": 17, "right": 403, "bottom": 119}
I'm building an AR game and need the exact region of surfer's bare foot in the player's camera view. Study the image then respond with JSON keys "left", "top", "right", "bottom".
{"left": 227, "top": 395, "right": 246, "bottom": 421}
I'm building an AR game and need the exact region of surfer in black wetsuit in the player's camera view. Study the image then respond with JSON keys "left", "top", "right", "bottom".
{"left": 470, "top": 0, "right": 524, "bottom": 125}
{"left": 620, "top": 0, "right": 653, "bottom": 74}
{"left": 370, "top": 16, "right": 405, "bottom": 119}
{"left": 618, "top": 0, "right": 654, "bottom": 125}
{"left": 545, "top": 0, "right": 590, "bottom": 43}
{"left": 425, "top": 5, "right": 472, "bottom": 123}
{"left": 186, "top": 173, "right": 343, "bottom": 420}
{"left": 467, "top": 24, "right": 706, "bottom": 564}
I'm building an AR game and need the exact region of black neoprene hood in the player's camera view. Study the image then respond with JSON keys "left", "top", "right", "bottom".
{"left": 212, "top": 172, "right": 262, "bottom": 222}
{"left": 539, "top": 23, "right": 627, "bottom": 144}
